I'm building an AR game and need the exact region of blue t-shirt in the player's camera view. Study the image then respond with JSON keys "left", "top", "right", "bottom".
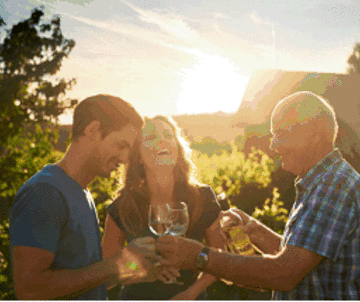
{"left": 9, "top": 164, "right": 107, "bottom": 300}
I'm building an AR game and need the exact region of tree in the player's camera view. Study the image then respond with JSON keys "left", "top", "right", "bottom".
{"left": 0, "top": 8, "right": 76, "bottom": 146}
{"left": 347, "top": 42, "right": 360, "bottom": 74}
{"left": 0, "top": 8, "right": 77, "bottom": 299}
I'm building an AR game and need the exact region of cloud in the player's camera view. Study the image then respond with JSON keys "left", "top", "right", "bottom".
{"left": 61, "top": 11, "right": 180, "bottom": 50}
{"left": 119, "top": 0, "right": 205, "bottom": 46}
{"left": 211, "top": 12, "right": 230, "bottom": 20}
{"left": 249, "top": 11, "right": 276, "bottom": 68}
{"left": 61, "top": 0, "right": 238, "bottom": 64}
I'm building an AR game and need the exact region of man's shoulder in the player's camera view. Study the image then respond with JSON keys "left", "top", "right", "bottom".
{"left": 17, "top": 164, "right": 72, "bottom": 196}
{"left": 338, "top": 158, "right": 360, "bottom": 186}
{"left": 13, "top": 165, "right": 69, "bottom": 210}
{"left": 20, "top": 164, "right": 58, "bottom": 185}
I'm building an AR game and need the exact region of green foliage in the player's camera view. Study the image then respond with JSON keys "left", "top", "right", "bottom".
{"left": 252, "top": 188, "right": 288, "bottom": 234}
{"left": 0, "top": 8, "right": 77, "bottom": 147}
{"left": 89, "top": 166, "right": 126, "bottom": 234}
{"left": 191, "top": 137, "right": 231, "bottom": 157}
{"left": 0, "top": 221, "right": 12, "bottom": 300}
{"left": 347, "top": 42, "right": 360, "bottom": 74}
{"left": 233, "top": 135, "right": 246, "bottom": 152}
{"left": 244, "top": 121, "right": 271, "bottom": 138}
{"left": 0, "top": 125, "right": 61, "bottom": 198}
{"left": 195, "top": 147, "right": 275, "bottom": 197}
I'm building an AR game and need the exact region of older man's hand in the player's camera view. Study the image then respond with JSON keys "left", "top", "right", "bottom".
{"left": 156, "top": 236, "right": 204, "bottom": 271}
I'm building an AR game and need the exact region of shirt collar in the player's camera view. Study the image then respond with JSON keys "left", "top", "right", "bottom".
{"left": 295, "top": 148, "right": 342, "bottom": 191}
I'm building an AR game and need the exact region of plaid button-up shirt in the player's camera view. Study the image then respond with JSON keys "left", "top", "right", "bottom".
{"left": 273, "top": 149, "right": 360, "bottom": 300}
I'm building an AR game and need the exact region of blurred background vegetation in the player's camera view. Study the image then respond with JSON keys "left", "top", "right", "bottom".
{"left": 1, "top": 7, "right": 360, "bottom": 300}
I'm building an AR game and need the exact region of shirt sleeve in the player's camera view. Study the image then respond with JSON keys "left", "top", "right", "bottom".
{"left": 10, "top": 183, "right": 67, "bottom": 253}
{"left": 197, "top": 186, "right": 222, "bottom": 230}
{"left": 286, "top": 187, "right": 357, "bottom": 262}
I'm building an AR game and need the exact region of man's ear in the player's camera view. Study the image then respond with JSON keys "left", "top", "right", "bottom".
{"left": 83, "top": 120, "right": 102, "bottom": 141}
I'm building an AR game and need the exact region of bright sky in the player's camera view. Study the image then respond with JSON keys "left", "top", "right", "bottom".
{"left": 1, "top": 0, "right": 360, "bottom": 124}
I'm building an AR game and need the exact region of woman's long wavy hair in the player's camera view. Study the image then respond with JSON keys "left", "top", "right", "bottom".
{"left": 115, "top": 115, "right": 204, "bottom": 237}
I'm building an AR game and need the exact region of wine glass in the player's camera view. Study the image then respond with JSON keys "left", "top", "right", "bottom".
{"left": 148, "top": 204, "right": 171, "bottom": 237}
{"left": 165, "top": 202, "right": 189, "bottom": 285}
{"left": 167, "top": 202, "right": 189, "bottom": 237}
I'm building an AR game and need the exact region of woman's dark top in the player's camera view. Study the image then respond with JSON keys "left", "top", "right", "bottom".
{"left": 106, "top": 185, "right": 221, "bottom": 300}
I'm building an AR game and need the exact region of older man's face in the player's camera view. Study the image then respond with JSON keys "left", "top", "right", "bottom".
{"left": 270, "top": 109, "right": 316, "bottom": 177}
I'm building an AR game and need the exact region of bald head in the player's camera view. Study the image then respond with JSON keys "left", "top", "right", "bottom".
{"left": 271, "top": 91, "right": 338, "bottom": 144}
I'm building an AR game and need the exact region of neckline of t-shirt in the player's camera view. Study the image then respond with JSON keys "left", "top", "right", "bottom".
{"left": 46, "top": 164, "right": 88, "bottom": 193}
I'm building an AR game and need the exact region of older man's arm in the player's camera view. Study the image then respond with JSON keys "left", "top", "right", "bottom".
{"left": 157, "top": 236, "right": 322, "bottom": 292}
{"left": 226, "top": 208, "right": 282, "bottom": 255}
{"left": 204, "top": 245, "right": 322, "bottom": 291}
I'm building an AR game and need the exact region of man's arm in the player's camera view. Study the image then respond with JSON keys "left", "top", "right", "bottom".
{"left": 13, "top": 238, "right": 157, "bottom": 300}
{"left": 13, "top": 246, "right": 115, "bottom": 300}
{"left": 157, "top": 236, "right": 323, "bottom": 292}
{"left": 204, "top": 245, "right": 322, "bottom": 291}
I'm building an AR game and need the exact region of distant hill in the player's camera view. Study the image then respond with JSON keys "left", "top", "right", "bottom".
{"left": 173, "top": 112, "right": 243, "bottom": 143}
{"left": 56, "top": 112, "right": 242, "bottom": 152}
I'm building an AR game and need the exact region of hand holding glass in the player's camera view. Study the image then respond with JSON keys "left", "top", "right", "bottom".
{"left": 165, "top": 202, "right": 189, "bottom": 285}
{"left": 148, "top": 204, "right": 180, "bottom": 285}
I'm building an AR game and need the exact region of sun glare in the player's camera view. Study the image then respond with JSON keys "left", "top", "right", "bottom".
{"left": 177, "top": 53, "right": 249, "bottom": 115}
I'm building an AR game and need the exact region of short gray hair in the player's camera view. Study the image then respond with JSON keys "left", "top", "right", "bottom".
{"left": 271, "top": 91, "right": 338, "bottom": 142}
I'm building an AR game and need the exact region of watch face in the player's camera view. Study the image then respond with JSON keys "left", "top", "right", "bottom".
{"left": 196, "top": 248, "right": 209, "bottom": 270}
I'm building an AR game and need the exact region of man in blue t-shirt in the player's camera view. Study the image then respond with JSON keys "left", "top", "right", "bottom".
{"left": 10, "top": 94, "right": 158, "bottom": 300}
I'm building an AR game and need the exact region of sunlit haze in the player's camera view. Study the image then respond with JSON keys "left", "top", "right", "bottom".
{"left": 1, "top": 0, "right": 359, "bottom": 124}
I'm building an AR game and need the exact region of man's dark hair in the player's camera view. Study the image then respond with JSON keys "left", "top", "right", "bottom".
{"left": 71, "top": 94, "right": 143, "bottom": 141}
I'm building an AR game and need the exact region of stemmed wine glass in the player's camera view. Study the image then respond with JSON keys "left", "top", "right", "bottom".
{"left": 148, "top": 204, "right": 181, "bottom": 285}
{"left": 167, "top": 202, "right": 189, "bottom": 237}
{"left": 165, "top": 202, "right": 189, "bottom": 285}
{"left": 148, "top": 204, "right": 171, "bottom": 237}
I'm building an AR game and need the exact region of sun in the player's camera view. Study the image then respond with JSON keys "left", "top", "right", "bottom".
{"left": 176, "top": 53, "right": 249, "bottom": 115}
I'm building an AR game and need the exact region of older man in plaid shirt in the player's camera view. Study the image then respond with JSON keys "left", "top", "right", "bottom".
{"left": 157, "top": 91, "right": 360, "bottom": 300}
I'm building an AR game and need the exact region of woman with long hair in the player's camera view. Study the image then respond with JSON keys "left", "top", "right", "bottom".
{"left": 103, "top": 115, "right": 225, "bottom": 300}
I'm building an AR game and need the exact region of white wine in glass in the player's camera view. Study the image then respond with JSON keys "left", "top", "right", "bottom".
{"left": 167, "top": 202, "right": 189, "bottom": 237}
{"left": 148, "top": 204, "right": 171, "bottom": 237}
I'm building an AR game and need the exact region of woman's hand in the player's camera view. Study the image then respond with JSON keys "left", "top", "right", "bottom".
{"left": 156, "top": 266, "right": 180, "bottom": 284}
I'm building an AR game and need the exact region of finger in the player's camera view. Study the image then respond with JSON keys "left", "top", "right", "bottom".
{"left": 159, "top": 256, "right": 175, "bottom": 267}
{"left": 219, "top": 230, "right": 228, "bottom": 244}
{"left": 156, "top": 242, "right": 172, "bottom": 255}
{"left": 148, "top": 254, "right": 162, "bottom": 265}
{"left": 243, "top": 219, "right": 256, "bottom": 233}
{"left": 137, "top": 240, "right": 156, "bottom": 249}
{"left": 167, "top": 266, "right": 180, "bottom": 278}
{"left": 160, "top": 268, "right": 174, "bottom": 280}
{"left": 131, "top": 237, "right": 156, "bottom": 249}
{"left": 137, "top": 236, "right": 156, "bottom": 243}
{"left": 157, "top": 235, "right": 176, "bottom": 245}
{"left": 157, "top": 274, "right": 169, "bottom": 283}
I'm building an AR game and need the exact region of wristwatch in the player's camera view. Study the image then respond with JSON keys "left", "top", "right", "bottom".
{"left": 195, "top": 246, "right": 210, "bottom": 271}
